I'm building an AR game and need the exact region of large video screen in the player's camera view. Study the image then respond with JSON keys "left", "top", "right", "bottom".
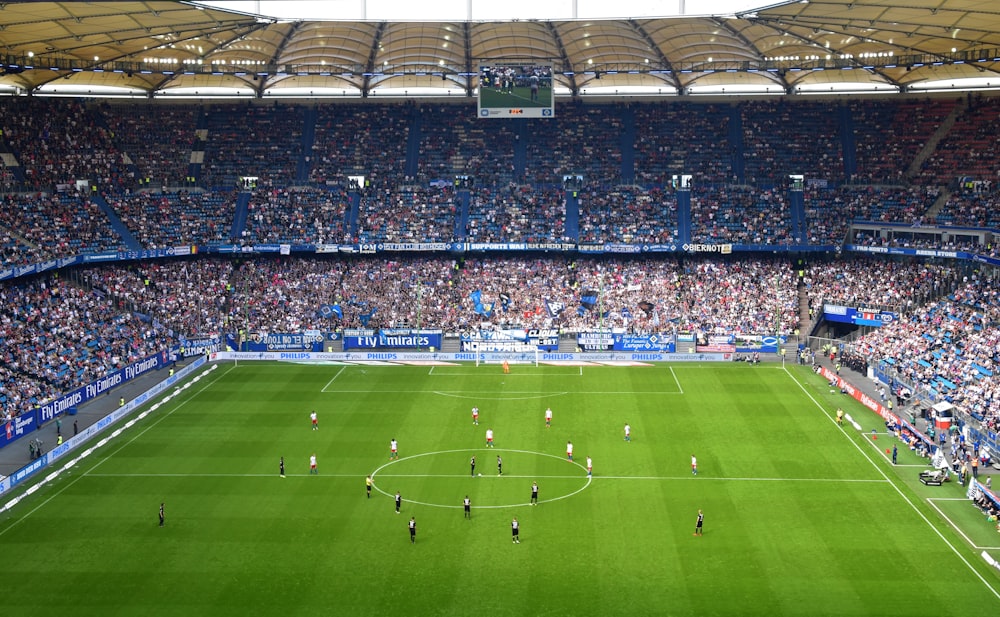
{"left": 477, "top": 62, "right": 554, "bottom": 119}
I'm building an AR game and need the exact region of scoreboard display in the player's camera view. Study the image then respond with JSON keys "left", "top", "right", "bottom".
{"left": 477, "top": 62, "right": 554, "bottom": 119}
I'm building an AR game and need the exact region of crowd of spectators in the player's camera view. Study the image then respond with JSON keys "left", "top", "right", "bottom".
{"left": 916, "top": 95, "right": 1000, "bottom": 185}
{"left": 101, "top": 103, "right": 198, "bottom": 189}
{"left": 523, "top": 103, "right": 623, "bottom": 185}
{"left": 416, "top": 105, "right": 518, "bottom": 186}
{"left": 849, "top": 99, "right": 956, "bottom": 185}
{"left": 356, "top": 187, "right": 458, "bottom": 243}
{"left": 741, "top": 100, "right": 842, "bottom": 185}
{"left": 0, "top": 274, "right": 178, "bottom": 416}
{"left": 577, "top": 186, "right": 676, "bottom": 244}
{"left": 851, "top": 274, "right": 999, "bottom": 434}
{"left": 691, "top": 186, "right": 793, "bottom": 245}
{"left": 0, "top": 192, "right": 126, "bottom": 265}
{"left": 109, "top": 190, "right": 235, "bottom": 248}
{"left": 242, "top": 187, "right": 351, "bottom": 245}
{"left": 0, "top": 98, "right": 129, "bottom": 192}
{"left": 465, "top": 187, "right": 565, "bottom": 243}
{"left": 804, "top": 186, "right": 940, "bottom": 246}
{"left": 804, "top": 257, "right": 960, "bottom": 314}
{"left": 308, "top": 103, "right": 411, "bottom": 188}
{"left": 77, "top": 259, "right": 234, "bottom": 338}
{"left": 200, "top": 103, "right": 304, "bottom": 189}
{"left": 934, "top": 188, "right": 1000, "bottom": 229}
{"left": 633, "top": 102, "right": 732, "bottom": 185}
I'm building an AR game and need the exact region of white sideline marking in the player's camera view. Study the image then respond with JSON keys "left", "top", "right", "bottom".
{"left": 926, "top": 497, "right": 1000, "bottom": 550}
{"left": 321, "top": 389, "right": 683, "bottom": 395}
{"left": 84, "top": 472, "right": 886, "bottom": 484}
{"left": 0, "top": 364, "right": 237, "bottom": 539}
{"left": 783, "top": 366, "right": 1000, "bottom": 601}
{"left": 432, "top": 391, "right": 568, "bottom": 401}
{"left": 320, "top": 366, "right": 346, "bottom": 392}
{"left": 670, "top": 366, "right": 683, "bottom": 394}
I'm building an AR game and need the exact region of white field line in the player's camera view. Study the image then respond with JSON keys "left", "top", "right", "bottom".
{"left": 783, "top": 366, "right": 1000, "bottom": 601}
{"left": 320, "top": 366, "right": 346, "bottom": 391}
{"left": 82, "top": 472, "right": 888, "bottom": 483}
{"left": 670, "top": 366, "right": 683, "bottom": 394}
{"left": 926, "top": 497, "right": 1000, "bottom": 551}
{"left": 0, "top": 364, "right": 238, "bottom": 539}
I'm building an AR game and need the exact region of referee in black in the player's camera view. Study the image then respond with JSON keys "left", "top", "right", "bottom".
{"left": 470, "top": 455, "right": 476, "bottom": 476}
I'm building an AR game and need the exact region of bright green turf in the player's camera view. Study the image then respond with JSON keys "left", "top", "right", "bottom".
{"left": 2, "top": 362, "right": 999, "bottom": 616}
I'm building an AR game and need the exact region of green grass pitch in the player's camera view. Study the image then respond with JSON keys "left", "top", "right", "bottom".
{"left": 479, "top": 85, "right": 552, "bottom": 109}
{"left": 2, "top": 362, "right": 999, "bottom": 616}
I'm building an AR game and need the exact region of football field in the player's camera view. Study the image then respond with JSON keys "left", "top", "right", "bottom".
{"left": 2, "top": 361, "right": 999, "bottom": 616}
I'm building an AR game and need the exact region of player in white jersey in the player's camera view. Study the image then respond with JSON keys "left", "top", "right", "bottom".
{"left": 486, "top": 428, "right": 494, "bottom": 448}
{"left": 545, "top": 407, "right": 552, "bottom": 428}
{"left": 624, "top": 423, "right": 631, "bottom": 442}
{"left": 566, "top": 441, "right": 573, "bottom": 461}
{"left": 310, "top": 410, "right": 318, "bottom": 430}
{"left": 309, "top": 454, "right": 317, "bottom": 474}
{"left": 390, "top": 439, "right": 398, "bottom": 460}
{"left": 472, "top": 406, "right": 479, "bottom": 425}
{"left": 586, "top": 456, "right": 593, "bottom": 476}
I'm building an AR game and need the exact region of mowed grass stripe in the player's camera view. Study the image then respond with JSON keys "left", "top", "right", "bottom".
{"left": 0, "top": 362, "right": 997, "bottom": 617}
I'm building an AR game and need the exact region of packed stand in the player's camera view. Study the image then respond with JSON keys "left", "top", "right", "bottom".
{"left": 308, "top": 103, "right": 411, "bottom": 188}
{"left": 0, "top": 98, "right": 128, "bottom": 192}
{"left": 849, "top": 99, "right": 955, "bottom": 185}
{"left": 916, "top": 96, "right": 1000, "bottom": 185}
{"left": 690, "top": 186, "right": 792, "bottom": 245}
{"left": 0, "top": 192, "right": 126, "bottom": 265}
{"left": 632, "top": 102, "right": 732, "bottom": 185}
{"left": 577, "top": 186, "right": 677, "bottom": 244}
{"left": 741, "top": 100, "right": 843, "bottom": 185}
{"left": 224, "top": 256, "right": 461, "bottom": 333}
{"left": 523, "top": 104, "right": 623, "bottom": 185}
{"left": 100, "top": 103, "right": 198, "bottom": 190}
{"left": 934, "top": 188, "right": 1000, "bottom": 229}
{"left": 77, "top": 259, "right": 234, "bottom": 338}
{"left": 804, "top": 186, "right": 938, "bottom": 246}
{"left": 465, "top": 186, "right": 565, "bottom": 243}
{"left": 804, "top": 257, "right": 960, "bottom": 314}
{"left": 109, "top": 190, "right": 235, "bottom": 249}
{"left": 356, "top": 187, "right": 458, "bottom": 243}
{"left": 416, "top": 105, "right": 518, "bottom": 186}
{"left": 242, "top": 187, "right": 351, "bottom": 245}
{"left": 201, "top": 103, "right": 304, "bottom": 189}
{"left": 852, "top": 275, "right": 999, "bottom": 433}
{"left": 0, "top": 275, "right": 179, "bottom": 418}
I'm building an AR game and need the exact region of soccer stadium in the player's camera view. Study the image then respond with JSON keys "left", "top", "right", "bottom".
{"left": 2, "top": 1, "right": 1000, "bottom": 615}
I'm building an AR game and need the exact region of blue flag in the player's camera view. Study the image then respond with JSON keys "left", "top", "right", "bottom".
{"left": 318, "top": 304, "right": 343, "bottom": 319}
{"left": 580, "top": 290, "right": 598, "bottom": 310}
{"left": 470, "top": 290, "right": 493, "bottom": 317}
{"left": 544, "top": 298, "right": 565, "bottom": 317}
{"left": 359, "top": 307, "right": 377, "bottom": 327}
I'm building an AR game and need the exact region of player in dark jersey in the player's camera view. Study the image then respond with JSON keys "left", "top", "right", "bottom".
{"left": 464, "top": 496, "right": 471, "bottom": 519}
{"left": 409, "top": 517, "right": 416, "bottom": 543}
{"left": 694, "top": 510, "right": 704, "bottom": 536}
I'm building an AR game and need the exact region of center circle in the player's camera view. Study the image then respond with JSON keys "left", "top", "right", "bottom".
{"left": 370, "top": 448, "right": 592, "bottom": 509}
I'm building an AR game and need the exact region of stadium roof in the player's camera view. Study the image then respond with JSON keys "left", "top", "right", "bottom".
{"left": 1, "top": 1, "right": 1000, "bottom": 98}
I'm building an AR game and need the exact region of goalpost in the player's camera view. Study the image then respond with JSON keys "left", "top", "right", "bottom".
{"left": 474, "top": 348, "right": 540, "bottom": 367}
